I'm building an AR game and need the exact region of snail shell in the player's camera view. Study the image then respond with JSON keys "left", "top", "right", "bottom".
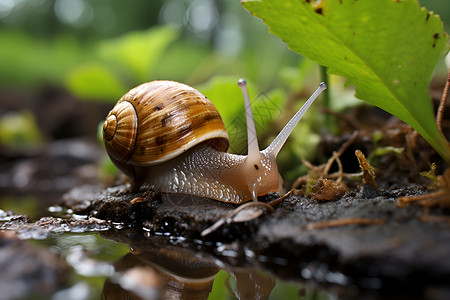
{"left": 103, "top": 81, "right": 229, "bottom": 180}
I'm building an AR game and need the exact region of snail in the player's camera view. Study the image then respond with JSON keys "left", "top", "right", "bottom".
{"left": 103, "top": 79, "right": 326, "bottom": 204}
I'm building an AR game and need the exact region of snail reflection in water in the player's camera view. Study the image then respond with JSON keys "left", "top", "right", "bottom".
{"left": 103, "top": 79, "right": 326, "bottom": 204}
{"left": 101, "top": 246, "right": 276, "bottom": 300}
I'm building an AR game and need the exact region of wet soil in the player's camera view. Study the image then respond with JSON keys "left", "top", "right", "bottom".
{"left": 57, "top": 182, "right": 450, "bottom": 299}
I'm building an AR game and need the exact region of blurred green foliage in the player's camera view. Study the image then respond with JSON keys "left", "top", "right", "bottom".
{"left": 0, "top": 110, "right": 43, "bottom": 147}
{"left": 0, "top": 0, "right": 449, "bottom": 174}
{"left": 0, "top": 0, "right": 447, "bottom": 92}
{"left": 66, "top": 26, "right": 179, "bottom": 101}
{"left": 0, "top": 30, "right": 84, "bottom": 87}
{"left": 66, "top": 62, "right": 128, "bottom": 101}
{"left": 0, "top": 0, "right": 301, "bottom": 91}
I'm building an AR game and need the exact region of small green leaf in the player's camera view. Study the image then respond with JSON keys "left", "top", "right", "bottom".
{"left": 242, "top": 0, "right": 450, "bottom": 162}
{"left": 420, "top": 162, "right": 437, "bottom": 181}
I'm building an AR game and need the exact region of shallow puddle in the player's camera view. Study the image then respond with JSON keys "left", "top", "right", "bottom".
{"left": 9, "top": 230, "right": 334, "bottom": 300}
{"left": 0, "top": 194, "right": 336, "bottom": 300}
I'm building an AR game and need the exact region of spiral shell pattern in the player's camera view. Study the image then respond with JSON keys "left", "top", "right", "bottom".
{"left": 103, "top": 101, "right": 138, "bottom": 162}
{"left": 103, "top": 80, "right": 229, "bottom": 168}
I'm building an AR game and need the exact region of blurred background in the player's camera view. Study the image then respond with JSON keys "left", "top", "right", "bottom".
{"left": 0, "top": 0, "right": 449, "bottom": 216}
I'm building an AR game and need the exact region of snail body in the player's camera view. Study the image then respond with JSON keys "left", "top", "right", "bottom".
{"left": 103, "top": 80, "right": 326, "bottom": 204}
{"left": 140, "top": 144, "right": 280, "bottom": 204}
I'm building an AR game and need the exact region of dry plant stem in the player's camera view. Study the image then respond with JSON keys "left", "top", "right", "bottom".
{"left": 291, "top": 159, "right": 319, "bottom": 189}
{"left": 322, "top": 151, "right": 337, "bottom": 177}
{"left": 336, "top": 131, "right": 359, "bottom": 157}
{"left": 201, "top": 190, "right": 295, "bottom": 237}
{"left": 397, "top": 168, "right": 450, "bottom": 208}
{"left": 292, "top": 131, "right": 359, "bottom": 190}
{"left": 292, "top": 171, "right": 362, "bottom": 190}
{"left": 268, "top": 189, "right": 295, "bottom": 207}
{"left": 323, "top": 131, "right": 359, "bottom": 176}
{"left": 335, "top": 155, "right": 344, "bottom": 184}
{"left": 302, "top": 159, "right": 319, "bottom": 173}
{"left": 130, "top": 197, "right": 146, "bottom": 204}
{"left": 306, "top": 218, "right": 386, "bottom": 230}
{"left": 420, "top": 213, "right": 450, "bottom": 224}
{"left": 292, "top": 175, "right": 310, "bottom": 190}
{"left": 38, "top": 220, "right": 54, "bottom": 226}
{"left": 355, "top": 149, "right": 377, "bottom": 188}
{"left": 397, "top": 194, "right": 424, "bottom": 207}
{"left": 323, "top": 152, "right": 344, "bottom": 183}
{"left": 436, "top": 69, "right": 450, "bottom": 141}
{"left": 329, "top": 171, "right": 362, "bottom": 179}
{"left": 397, "top": 190, "right": 445, "bottom": 207}
{"left": 201, "top": 201, "right": 275, "bottom": 237}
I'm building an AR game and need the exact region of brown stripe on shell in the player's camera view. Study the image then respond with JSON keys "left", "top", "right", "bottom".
{"left": 155, "top": 135, "right": 166, "bottom": 146}
{"left": 113, "top": 81, "right": 229, "bottom": 166}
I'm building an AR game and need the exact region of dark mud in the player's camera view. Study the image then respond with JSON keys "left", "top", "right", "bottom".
{"left": 57, "top": 182, "right": 450, "bottom": 299}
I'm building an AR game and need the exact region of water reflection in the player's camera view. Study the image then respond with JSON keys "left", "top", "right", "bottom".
{"left": 101, "top": 236, "right": 277, "bottom": 300}
{"left": 102, "top": 248, "right": 217, "bottom": 299}
{"left": 227, "top": 267, "right": 276, "bottom": 300}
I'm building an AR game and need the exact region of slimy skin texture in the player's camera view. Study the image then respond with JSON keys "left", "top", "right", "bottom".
{"left": 141, "top": 144, "right": 282, "bottom": 204}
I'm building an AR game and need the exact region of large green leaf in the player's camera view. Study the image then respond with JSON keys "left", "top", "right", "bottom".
{"left": 242, "top": 0, "right": 450, "bottom": 162}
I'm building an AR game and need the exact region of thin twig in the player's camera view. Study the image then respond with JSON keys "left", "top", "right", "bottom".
{"left": 323, "top": 131, "right": 358, "bottom": 177}
{"left": 323, "top": 151, "right": 337, "bottom": 177}
{"left": 335, "top": 155, "right": 344, "bottom": 183}
{"left": 200, "top": 201, "right": 274, "bottom": 237}
{"left": 306, "top": 218, "right": 385, "bottom": 230}
{"left": 420, "top": 214, "right": 450, "bottom": 224}
{"left": 268, "top": 189, "right": 295, "bottom": 207}
{"left": 397, "top": 190, "right": 445, "bottom": 208}
{"left": 291, "top": 132, "right": 359, "bottom": 190}
{"left": 336, "top": 131, "right": 359, "bottom": 157}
